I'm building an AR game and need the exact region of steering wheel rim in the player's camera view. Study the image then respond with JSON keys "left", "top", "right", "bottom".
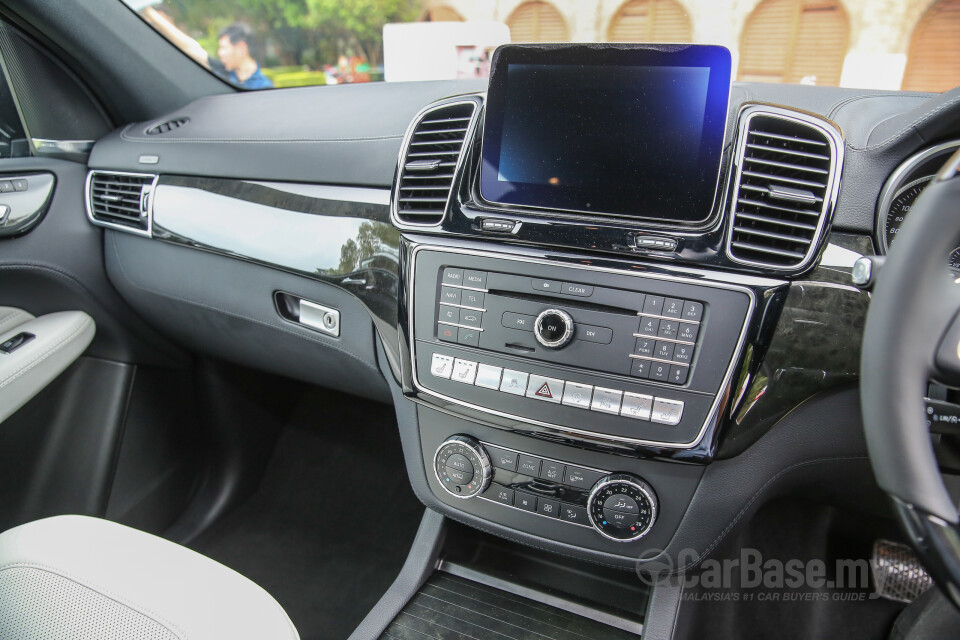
{"left": 862, "top": 148, "right": 960, "bottom": 607}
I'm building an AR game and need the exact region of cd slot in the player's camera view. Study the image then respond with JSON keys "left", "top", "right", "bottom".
{"left": 489, "top": 289, "right": 637, "bottom": 317}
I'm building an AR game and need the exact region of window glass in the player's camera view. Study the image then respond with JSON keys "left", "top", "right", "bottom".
{"left": 122, "top": 0, "right": 960, "bottom": 92}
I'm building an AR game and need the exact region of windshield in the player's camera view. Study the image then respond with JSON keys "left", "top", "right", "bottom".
{"left": 123, "top": 0, "right": 959, "bottom": 93}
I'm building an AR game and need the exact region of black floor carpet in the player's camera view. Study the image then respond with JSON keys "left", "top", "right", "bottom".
{"left": 190, "top": 389, "right": 424, "bottom": 640}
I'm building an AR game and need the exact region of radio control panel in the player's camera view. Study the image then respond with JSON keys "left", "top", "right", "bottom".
{"left": 410, "top": 247, "right": 754, "bottom": 448}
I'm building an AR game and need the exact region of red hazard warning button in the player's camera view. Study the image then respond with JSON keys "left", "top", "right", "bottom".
{"left": 525, "top": 375, "right": 564, "bottom": 404}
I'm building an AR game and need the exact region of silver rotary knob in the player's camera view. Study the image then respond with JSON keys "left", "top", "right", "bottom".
{"left": 587, "top": 473, "right": 659, "bottom": 542}
{"left": 534, "top": 308, "right": 575, "bottom": 349}
{"left": 433, "top": 435, "right": 492, "bottom": 499}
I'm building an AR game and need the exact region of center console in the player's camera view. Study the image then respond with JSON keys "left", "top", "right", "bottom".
{"left": 389, "top": 43, "right": 840, "bottom": 562}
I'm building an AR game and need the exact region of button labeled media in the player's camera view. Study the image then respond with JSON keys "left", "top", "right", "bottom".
{"left": 463, "top": 270, "right": 487, "bottom": 288}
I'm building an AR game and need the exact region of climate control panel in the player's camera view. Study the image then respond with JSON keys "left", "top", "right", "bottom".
{"left": 433, "top": 435, "right": 659, "bottom": 542}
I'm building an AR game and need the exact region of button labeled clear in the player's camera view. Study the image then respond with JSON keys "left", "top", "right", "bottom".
{"left": 651, "top": 398, "right": 684, "bottom": 425}
{"left": 430, "top": 353, "right": 453, "bottom": 379}
{"left": 475, "top": 364, "right": 503, "bottom": 389}
{"left": 499, "top": 369, "right": 529, "bottom": 395}
{"left": 591, "top": 387, "right": 623, "bottom": 414}
{"left": 451, "top": 359, "right": 478, "bottom": 384}
{"left": 526, "top": 375, "right": 564, "bottom": 403}
{"left": 562, "top": 382, "right": 593, "bottom": 409}
{"left": 621, "top": 392, "right": 653, "bottom": 420}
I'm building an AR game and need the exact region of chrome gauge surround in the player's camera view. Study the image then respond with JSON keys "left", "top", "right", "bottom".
{"left": 877, "top": 140, "right": 960, "bottom": 255}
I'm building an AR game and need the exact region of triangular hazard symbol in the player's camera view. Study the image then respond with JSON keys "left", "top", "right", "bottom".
{"left": 535, "top": 382, "right": 553, "bottom": 398}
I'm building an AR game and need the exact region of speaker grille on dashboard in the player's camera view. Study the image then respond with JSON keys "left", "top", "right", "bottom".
{"left": 394, "top": 101, "right": 477, "bottom": 226}
{"left": 727, "top": 110, "right": 841, "bottom": 270}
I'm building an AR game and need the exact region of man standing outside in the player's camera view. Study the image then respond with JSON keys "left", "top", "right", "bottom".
{"left": 143, "top": 8, "right": 273, "bottom": 90}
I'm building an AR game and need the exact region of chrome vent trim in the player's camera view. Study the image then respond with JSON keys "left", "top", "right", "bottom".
{"left": 392, "top": 97, "right": 481, "bottom": 228}
{"left": 725, "top": 105, "right": 844, "bottom": 272}
{"left": 85, "top": 170, "right": 158, "bottom": 237}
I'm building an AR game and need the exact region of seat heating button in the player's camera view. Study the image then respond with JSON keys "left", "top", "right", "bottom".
{"left": 430, "top": 353, "right": 454, "bottom": 379}
{"left": 651, "top": 398, "right": 684, "bottom": 425}
{"left": 451, "top": 359, "right": 478, "bottom": 384}
{"left": 621, "top": 392, "right": 653, "bottom": 420}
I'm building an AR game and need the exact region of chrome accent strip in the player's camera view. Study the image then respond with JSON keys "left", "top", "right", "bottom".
{"left": 628, "top": 354, "right": 690, "bottom": 367}
{"left": 437, "top": 321, "right": 484, "bottom": 332}
{"left": 32, "top": 138, "right": 94, "bottom": 155}
{"left": 725, "top": 104, "right": 845, "bottom": 272}
{"left": 876, "top": 140, "right": 960, "bottom": 254}
{"left": 409, "top": 244, "right": 767, "bottom": 450}
{"left": 634, "top": 311, "right": 700, "bottom": 325}
{"left": 390, "top": 96, "right": 483, "bottom": 229}
{"left": 247, "top": 181, "right": 390, "bottom": 206}
{"left": 84, "top": 170, "right": 158, "bottom": 238}
{"left": 630, "top": 335, "right": 695, "bottom": 346}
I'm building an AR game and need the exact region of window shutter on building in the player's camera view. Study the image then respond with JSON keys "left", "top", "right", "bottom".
{"left": 507, "top": 1, "right": 569, "bottom": 43}
{"left": 607, "top": 0, "right": 693, "bottom": 43}
{"left": 738, "top": 0, "right": 849, "bottom": 86}
{"left": 902, "top": 0, "right": 960, "bottom": 92}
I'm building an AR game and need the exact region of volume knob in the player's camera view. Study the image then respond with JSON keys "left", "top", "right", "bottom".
{"left": 534, "top": 308, "right": 574, "bottom": 349}
{"left": 434, "top": 435, "right": 492, "bottom": 499}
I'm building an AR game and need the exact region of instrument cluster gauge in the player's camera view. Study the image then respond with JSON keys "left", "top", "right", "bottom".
{"left": 878, "top": 141, "right": 960, "bottom": 267}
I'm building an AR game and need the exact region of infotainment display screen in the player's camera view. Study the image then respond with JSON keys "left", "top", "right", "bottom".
{"left": 480, "top": 44, "right": 732, "bottom": 224}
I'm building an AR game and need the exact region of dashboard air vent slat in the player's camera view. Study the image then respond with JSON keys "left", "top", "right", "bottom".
{"left": 394, "top": 101, "right": 477, "bottom": 226}
{"left": 87, "top": 172, "right": 156, "bottom": 235}
{"left": 727, "top": 111, "right": 841, "bottom": 270}
{"left": 146, "top": 118, "right": 188, "bottom": 135}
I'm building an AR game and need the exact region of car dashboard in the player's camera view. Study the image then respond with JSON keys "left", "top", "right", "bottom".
{"left": 82, "top": 65, "right": 960, "bottom": 568}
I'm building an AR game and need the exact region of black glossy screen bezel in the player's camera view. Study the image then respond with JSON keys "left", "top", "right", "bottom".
{"left": 479, "top": 44, "right": 732, "bottom": 225}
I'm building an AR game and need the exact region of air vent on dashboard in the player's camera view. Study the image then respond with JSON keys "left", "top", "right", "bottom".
{"left": 86, "top": 171, "right": 157, "bottom": 236}
{"left": 146, "top": 118, "right": 188, "bottom": 135}
{"left": 394, "top": 101, "right": 477, "bottom": 226}
{"left": 727, "top": 109, "right": 841, "bottom": 271}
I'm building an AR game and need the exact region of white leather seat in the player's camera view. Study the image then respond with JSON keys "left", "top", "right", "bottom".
{"left": 0, "top": 515, "right": 299, "bottom": 640}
